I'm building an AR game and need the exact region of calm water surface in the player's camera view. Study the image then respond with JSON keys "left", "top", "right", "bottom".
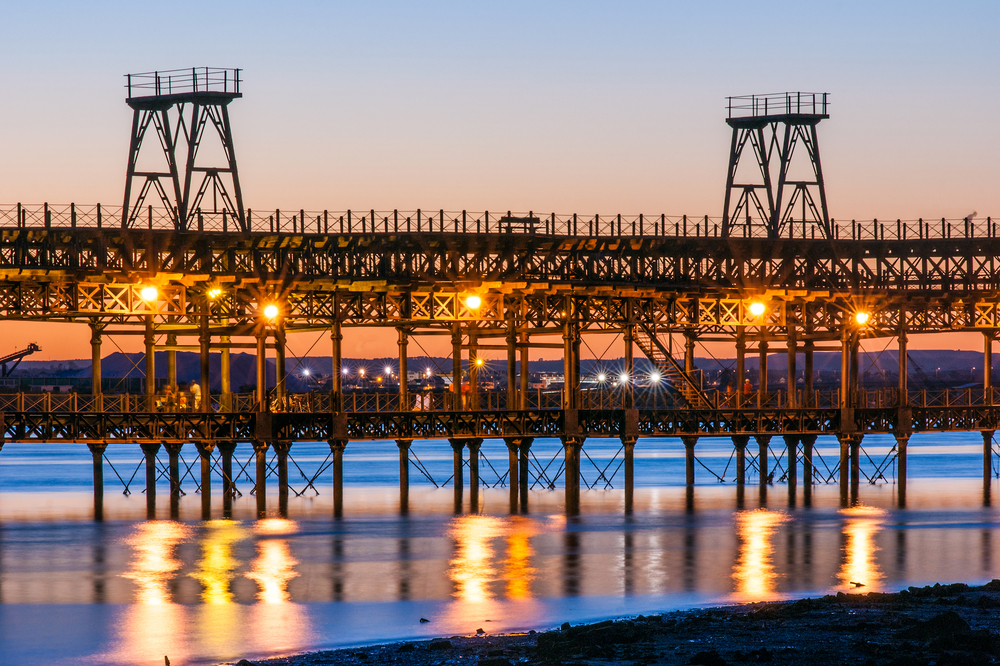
{"left": 1, "top": 432, "right": 998, "bottom": 665}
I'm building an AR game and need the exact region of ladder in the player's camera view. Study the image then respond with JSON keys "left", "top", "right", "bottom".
{"left": 632, "top": 324, "right": 708, "bottom": 407}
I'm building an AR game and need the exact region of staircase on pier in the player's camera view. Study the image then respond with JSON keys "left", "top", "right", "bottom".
{"left": 633, "top": 325, "right": 708, "bottom": 407}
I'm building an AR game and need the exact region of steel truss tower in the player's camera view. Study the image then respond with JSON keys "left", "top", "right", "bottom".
{"left": 122, "top": 67, "right": 245, "bottom": 231}
{"left": 721, "top": 92, "right": 830, "bottom": 239}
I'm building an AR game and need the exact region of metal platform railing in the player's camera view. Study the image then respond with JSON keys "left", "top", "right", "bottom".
{"left": 0, "top": 203, "right": 994, "bottom": 242}
{"left": 125, "top": 67, "right": 241, "bottom": 99}
{"left": 727, "top": 92, "right": 829, "bottom": 119}
{"left": 0, "top": 387, "right": 991, "bottom": 415}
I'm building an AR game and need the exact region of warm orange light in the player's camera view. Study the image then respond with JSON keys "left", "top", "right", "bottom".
{"left": 475, "top": 357, "right": 484, "bottom": 367}
{"left": 749, "top": 301, "right": 766, "bottom": 318}
{"left": 262, "top": 303, "right": 280, "bottom": 320}
{"left": 854, "top": 311, "right": 871, "bottom": 326}
{"left": 140, "top": 285, "right": 158, "bottom": 302}
{"left": 207, "top": 287, "right": 223, "bottom": 300}
{"left": 465, "top": 295, "right": 482, "bottom": 310}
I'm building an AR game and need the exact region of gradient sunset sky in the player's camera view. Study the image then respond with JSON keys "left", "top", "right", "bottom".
{"left": 0, "top": 1, "right": 998, "bottom": 360}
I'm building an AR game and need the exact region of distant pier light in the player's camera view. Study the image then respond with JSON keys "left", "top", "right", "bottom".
{"left": 465, "top": 294, "right": 482, "bottom": 310}
{"left": 748, "top": 301, "right": 767, "bottom": 318}
{"left": 854, "top": 311, "right": 871, "bottom": 327}
{"left": 140, "top": 285, "right": 158, "bottom": 302}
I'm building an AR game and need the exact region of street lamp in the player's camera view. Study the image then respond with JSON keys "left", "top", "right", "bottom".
{"left": 262, "top": 303, "right": 280, "bottom": 321}
{"left": 649, "top": 371, "right": 662, "bottom": 384}
{"left": 619, "top": 372, "right": 629, "bottom": 384}
{"left": 854, "top": 311, "right": 871, "bottom": 326}
{"left": 465, "top": 294, "right": 482, "bottom": 310}
{"left": 748, "top": 301, "right": 766, "bottom": 318}
{"left": 140, "top": 285, "right": 158, "bottom": 302}
{"left": 207, "top": 287, "right": 223, "bottom": 300}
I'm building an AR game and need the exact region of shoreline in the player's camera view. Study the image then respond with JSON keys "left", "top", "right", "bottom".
{"left": 235, "top": 581, "right": 1000, "bottom": 666}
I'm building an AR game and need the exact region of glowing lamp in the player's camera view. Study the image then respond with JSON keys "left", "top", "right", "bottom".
{"left": 140, "top": 285, "right": 158, "bottom": 302}
{"left": 475, "top": 357, "right": 484, "bottom": 367}
{"left": 465, "top": 295, "right": 482, "bottom": 310}
{"left": 262, "top": 304, "right": 280, "bottom": 320}
{"left": 854, "top": 311, "right": 871, "bottom": 326}
{"left": 650, "top": 371, "right": 662, "bottom": 383}
{"left": 207, "top": 287, "right": 223, "bottom": 300}
{"left": 748, "top": 301, "right": 766, "bottom": 318}
{"left": 385, "top": 366, "right": 392, "bottom": 375}
{"left": 597, "top": 373, "right": 607, "bottom": 383}
{"left": 619, "top": 373, "right": 629, "bottom": 384}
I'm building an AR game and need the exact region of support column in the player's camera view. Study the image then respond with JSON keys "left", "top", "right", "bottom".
{"left": 758, "top": 341, "right": 768, "bottom": 408}
{"left": 329, "top": 440, "right": 346, "bottom": 518}
{"left": 507, "top": 317, "right": 517, "bottom": 411}
{"left": 467, "top": 438, "right": 482, "bottom": 512}
{"left": 804, "top": 340, "right": 814, "bottom": 407}
{"left": 469, "top": 328, "right": 480, "bottom": 410}
{"left": 450, "top": 439, "right": 464, "bottom": 513}
{"left": 221, "top": 334, "right": 232, "bottom": 412}
{"left": 838, "top": 433, "right": 850, "bottom": 504}
{"left": 219, "top": 441, "right": 237, "bottom": 518}
{"left": 144, "top": 315, "right": 156, "bottom": 405}
{"left": 984, "top": 430, "right": 994, "bottom": 489}
{"left": 840, "top": 332, "right": 851, "bottom": 409}
{"left": 331, "top": 319, "right": 343, "bottom": 412}
{"left": 452, "top": 323, "right": 463, "bottom": 410}
{"left": 851, "top": 435, "right": 861, "bottom": 493}
{"left": 90, "top": 323, "right": 102, "bottom": 398}
{"left": 141, "top": 442, "right": 160, "bottom": 520}
{"left": 256, "top": 330, "right": 267, "bottom": 411}
{"left": 199, "top": 311, "right": 211, "bottom": 412}
{"left": 895, "top": 433, "right": 909, "bottom": 507}
{"left": 757, "top": 435, "right": 770, "bottom": 488}
{"left": 786, "top": 329, "right": 797, "bottom": 408}
{"left": 682, "top": 436, "right": 698, "bottom": 486}
{"left": 274, "top": 441, "right": 290, "bottom": 517}
{"left": 563, "top": 436, "right": 583, "bottom": 515}
{"left": 87, "top": 443, "right": 107, "bottom": 521}
{"left": 622, "top": 436, "right": 636, "bottom": 514}
{"left": 253, "top": 440, "right": 269, "bottom": 518}
{"left": 164, "top": 441, "right": 183, "bottom": 519}
{"left": 167, "top": 332, "right": 177, "bottom": 390}
{"left": 986, "top": 333, "right": 994, "bottom": 406}
{"left": 196, "top": 441, "right": 215, "bottom": 521}
{"left": 563, "top": 318, "right": 577, "bottom": 409}
{"left": 274, "top": 322, "right": 286, "bottom": 405}
{"left": 518, "top": 439, "right": 532, "bottom": 512}
{"left": 398, "top": 328, "right": 409, "bottom": 412}
{"left": 899, "top": 330, "right": 908, "bottom": 405}
{"left": 801, "top": 435, "right": 816, "bottom": 492}
{"left": 519, "top": 333, "right": 530, "bottom": 409}
{"left": 733, "top": 435, "right": 749, "bottom": 486}
{"left": 397, "top": 439, "right": 411, "bottom": 514}
{"left": 505, "top": 438, "right": 520, "bottom": 514}
{"left": 784, "top": 434, "right": 799, "bottom": 492}
{"left": 623, "top": 325, "right": 634, "bottom": 409}
{"left": 735, "top": 330, "right": 745, "bottom": 406}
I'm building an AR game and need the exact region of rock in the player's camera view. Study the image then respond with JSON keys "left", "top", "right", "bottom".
{"left": 897, "top": 611, "right": 970, "bottom": 640}
{"left": 476, "top": 627, "right": 485, "bottom": 634}
{"left": 428, "top": 640, "right": 452, "bottom": 651}
{"left": 235, "top": 661, "right": 255, "bottom": 666}
{"left": 689, "top": 650, "right": 728, "bottom": 665}
{"left": 560, "top": 622, "right": 571, "bottom": 631}
{"left": 478, "top": 659, "right": 512, "bottom": 666}
{"left": 397, "top": 644, "right": 415, "bottom": 653}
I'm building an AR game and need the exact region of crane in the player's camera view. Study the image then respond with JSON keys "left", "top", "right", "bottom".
{"left": 0, "top": 343, "right": 41, "bottom": 377}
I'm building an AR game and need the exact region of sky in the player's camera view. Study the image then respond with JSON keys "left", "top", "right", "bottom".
{"left": 0, "top": 1, "right": 998, "bottom": 361}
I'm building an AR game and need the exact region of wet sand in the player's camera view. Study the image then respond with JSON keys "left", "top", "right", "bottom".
{"left": 234, "top": 581, "right": 1000, "bottom": 666}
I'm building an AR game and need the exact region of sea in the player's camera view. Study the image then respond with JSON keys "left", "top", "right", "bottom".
{"left": 0, "top": 431, "right": 998, "bottom": 665}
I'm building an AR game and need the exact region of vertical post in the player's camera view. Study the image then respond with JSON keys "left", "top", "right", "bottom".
{"left": 851, "top": 435, "right": 862, "bottom": 499}
{"left": 786, "top": 329, "right": 797, "bottom": 408}
{"left": 624, "top": 324, "right": 634, "bottom": 409}
{"left": 896, "top": 433, "right": 908, "bottom": 507}
{"left": 519, "top": 332, "right": 530, "bottom": 409}
{"left": 141, "top": 442, "right": 160, "bottom": 519}
{"left": 90, "top": 323, "right": 102, "bottom": 398}
{"left": 166, "top": 333, "right": 178, "bottom": 390}
{"left": 165, "top": 442, "right": 182, "bottom": 519}
{"left": 838, "top": 433, "right": 850, "bottom": 505}
{"left": 506, "top": 317, "right": 517, "bottom": 410}
{"left": 199, "top": 305, "right": 211, "bottom": 412}
{"left": 757, "top": 435, "right": 770, "bottom": 490}
{"left": 330, "top": 440, "right": 346, "bottom": 518}
{"left": 518, "top": 439, "right": 531, "bottom": 512}
{"left": 274, "top": 321, "right": 286, "bottom": 405}
{"left": 220, "top": 334, "right": 232, "bottom": 411}
{"left": 88, "top": 443, "right": 107, "bottom": 521}
{"left": 622, "top": 437, "right": 636, "bottom": 514}
{"left": 986, "top": 332, "right": 994, "bottom": 406}
{"left": 801, "top": 435, "right": 815, "bottom": 498}
{"left": 758, "top": 341, "right": 769, "bottom": 407}
{"left": 256, "top": 330, "right": 267, "bottom": 411}
{"left": 899, "top": 329, "right": 908, "bottom": 404}
{"left": 505, "top": 438, "right": 520, "bottom": 513}
{"left": 331, "top": 318, "right": 343, "bottom": 412}
{"left": 254, "top": 440, "right": 269, "bottom": 517}
{"left": 219, "top": 441, "right": 236, "bottom": 518}
{"left": 450, "top": 439, "right": 464, "bottom": 513}
{"left": 196, "top": 441, "right": 215, "bottom": 520}
{"left": 784, "top": 435, "right": 798, "bottom": 502}
{"left": 452, "top": 323, "right": 463, "bottom": 410}
{"left": 397, "top": 439, "right": 411, "bottom": 514}
{"left": 734, "top": 435, "right": 748, "bottom": 486}
{"left": 467, "top": 438, "right": 481, "bottom": 512}
{"left": 144, "top": 315, "right": 155, "bottom": 405}
{"left": 840, "top": 331, "right": 851, "bottom": 409}
{"left": 274, "top": 442, "right": 289, "bottom": 517}
{"left": 469, "top": 328, "right": 480, "bottom": 410}
{"left": 398, "top": 328, "right": 409, "bottom": 412}
{"left": 682, "top": 436, "right": 697, "bottom": 485}
{"left": 563, "top": 437, "right": 583, "bottom": 515}
{"left": 984, "top": 430, "right": 994, "bottom": 489}
{"left": 735, "top": 329, "right": 745, "bottom": 406}
{"left": 804, "top": 340, "right": 814, "bottom": 406}
{"left": 562, "top": 318, "right": 577, "bottom": 409}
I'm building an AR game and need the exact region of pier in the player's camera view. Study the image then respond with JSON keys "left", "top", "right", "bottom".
{"left": 2, "top": 77, "right": 999, "bottom": 518}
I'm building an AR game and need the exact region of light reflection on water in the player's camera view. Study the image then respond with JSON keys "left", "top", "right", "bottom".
{"left": 838, "top": 506, "right": 886, "bottom": 591}
{"left": 732, "top": 509, "right": 789, "bottom": 601}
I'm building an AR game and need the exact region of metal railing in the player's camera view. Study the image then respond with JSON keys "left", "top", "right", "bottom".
{"left": 4, "top": 387, "right": 996, "bottom": 415}
{"left": 125, "top": 67, "right": 241, "bottom": 99}
{"left": 0, "top": 203, "right": 995, "bottom": 242}
{"left": 727, "top": 92, "right": 828, "bottom": 119}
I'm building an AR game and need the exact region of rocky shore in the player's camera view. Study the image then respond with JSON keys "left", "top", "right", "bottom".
{"left": 232, "top": 582, "right": 1000, "bottom": 666}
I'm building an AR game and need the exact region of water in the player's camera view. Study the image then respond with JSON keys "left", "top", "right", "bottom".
{"left": 1, "top": 432, "right": 998, "bottom": 665}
